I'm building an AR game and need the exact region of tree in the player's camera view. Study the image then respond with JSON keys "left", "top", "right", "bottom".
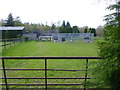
{"left": 5, "top": 13, "right": 15, "bottom": 26}
{"left": 78, "top": 26, "right": 88, "bottom": 33}
{"left": 89, "top": 28, "right": 97, "bottom": 36}
{"left": 0, "top": 19, "right": 6, "bottom": 26}
{"left": 93, "top": 1, "right": 120, "bottom": 88}
{"left": 14, "top": 16, "right": 23, "bottom": 26}
{"left": 72, "top": 26, "right": 80, "bottom": 33}
{"left": 66, "top": 21, "right": 72, "bottom": 33}
{"left": 59, "top": 20, "right": 66, "bottom": 33}
{"left": 96, "top": 26, "right": 104, "bottom": 37}
{"left": 51, "top": 24, "right": 56, "bottom": 29}
{"left": 84, "top": 28, "right": 88, "bottom": 33}
{"left": 62, "top": 20, "right": 66, "bottom": 28}
{"left": 66, "top": 21, "right": 71, "bottom": 28}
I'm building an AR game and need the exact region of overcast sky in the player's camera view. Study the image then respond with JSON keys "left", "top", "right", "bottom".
{"left": 0, "top": 0, "right": 114, "bottom": 28}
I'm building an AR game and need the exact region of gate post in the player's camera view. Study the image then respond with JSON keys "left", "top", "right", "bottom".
{"left": 84, "top": 59, "right": 88, "bottom": 90}
{"left": 2, "top": 58, "right": 9, "bottom": 90}
{"left": 45, "top": 59, "right": 47, "bottom": 90}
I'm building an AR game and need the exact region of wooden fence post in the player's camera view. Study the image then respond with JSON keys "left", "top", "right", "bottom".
{"left": 14, "top": 39, "right": 15, "bottom": 45}
{"left": 4, "top": 41, "right": 6, "bottom": 49}
{"left": 9, "top": 39, "right": 11, "bottom": 47}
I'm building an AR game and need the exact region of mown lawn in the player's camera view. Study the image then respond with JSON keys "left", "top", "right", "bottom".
{"left": 2, "top": 41, "right": 99, "bottom": 88}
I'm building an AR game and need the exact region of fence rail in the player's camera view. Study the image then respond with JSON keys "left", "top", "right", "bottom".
{"left": 0, "top": 56, "right": 102, "bottom": 90}
{"left": 0, "top": 38, "right": 24, "bottom": 49}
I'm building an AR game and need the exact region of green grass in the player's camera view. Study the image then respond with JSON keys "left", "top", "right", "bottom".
{"left": 2, "top": 41, "right": 99, "bottom": 88}
{"left": 3, "top": 41, "right": 98, "bottom": 57}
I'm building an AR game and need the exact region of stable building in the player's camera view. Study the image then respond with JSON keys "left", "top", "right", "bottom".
{"left": 0, "top": 26, "right": 24, "bottom": 39}
{"left": 52, "top": 33, "right": 94, "bottom": 43}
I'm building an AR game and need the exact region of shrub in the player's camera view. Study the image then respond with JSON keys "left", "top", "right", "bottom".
{"left": 92, "top": 1, "right": 120, "bottom": 88}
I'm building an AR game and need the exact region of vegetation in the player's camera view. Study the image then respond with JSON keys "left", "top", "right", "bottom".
{"left": 89, "top": 28, "right": 97, "bottom": 37}
{"left": 58, "top": 21, "right": 79, "bottom": 33}
{"left": 5, "top": 13, "right": 23, "bottom": 26}
{"left": 84, "top": 28, "right": 88, "bottom": 33}
{"left": 5, "top": 13, "right": 15, "bottom": 26}
{"left": 3, "top": 41, "right": 98, "bottom": 57}
{"left": 1, "top": 13, "right": 100, "bottom": 36}
{"left": 92, "top": 1, "right": 120, "bottom": 88}
{"left": 72, "top": 26, "right": 80, "bottom": 33}
{"left": 2, "top": 41, "right": 98, "bottom": 88}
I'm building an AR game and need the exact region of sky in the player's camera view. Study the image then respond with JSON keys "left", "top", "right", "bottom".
{"left": 0, "top": 0, "right": 115, "bottom": 28}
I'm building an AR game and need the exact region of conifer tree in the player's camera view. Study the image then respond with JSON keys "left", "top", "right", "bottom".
{"left": 5, "top": 13, "right": 15, "bottom": 26}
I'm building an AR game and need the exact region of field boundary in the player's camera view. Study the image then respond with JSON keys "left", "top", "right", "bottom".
{"left": 0, "top": 38, "right": 24, "bottom": 49}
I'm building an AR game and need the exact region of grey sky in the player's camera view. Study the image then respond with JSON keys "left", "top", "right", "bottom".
{"left": 0, "top": 0, "right": 114, "bottom": 28}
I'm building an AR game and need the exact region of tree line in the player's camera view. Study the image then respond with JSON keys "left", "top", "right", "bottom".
{"left": 0, "top": 13, "right": 103, "bottom": 37}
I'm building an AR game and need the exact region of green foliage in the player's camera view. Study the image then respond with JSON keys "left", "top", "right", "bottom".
{"left": 66, "top": 21, "right": 71, "bottom": 28}
{"left": 62, "top": 20, "right": 66, "bottom": 28}
{"left": 72, "top": 26, "right": 80, "bottom": 33}
{"left": 59, "top": 20, "right": 69, "bottom": 33}
{"left": 89, "top": 28, "right": 97, "bottom": 36}
{"left": 14, "top": 16, "right": 23, "bottom": 26}
{"left": 4, "top": 13, "right": 23, "bottom": 26}
{"left": 51, "top": 24, "right": 56, "bottom": 29}
{"left": 2, "top": 42, "right": 97, "bottom": 88}
{"left": 58, "top": 21, "right": 64, "bottom": 33}
{"left": 24, "top": 23, "right": 52, "bottom": 33}
{"left": 92, "top": 1, "right": 120, "bottom": 88}
{"left": 5, "top": 13, "right": 15, "bottom": 26}
{"left": 84, "top": 28, "right": 88, "bottom": 33}
{"left": 59, "top": 21, "right": 80, "bottom": 33}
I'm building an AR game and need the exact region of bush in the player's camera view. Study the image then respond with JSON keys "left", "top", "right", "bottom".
{"left": 92, "top": 1, "right": 120, "bottom": 88}
{"left": 24, "top": 36, "right": 29, "bottom": 42}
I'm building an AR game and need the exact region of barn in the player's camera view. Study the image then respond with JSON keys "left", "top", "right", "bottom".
{"left": 0, "top": 26, "right": 24, "bottom": 39}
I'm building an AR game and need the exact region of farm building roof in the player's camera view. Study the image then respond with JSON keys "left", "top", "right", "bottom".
{"left": 0, "top": 26, "right": 24, "bottom": 30}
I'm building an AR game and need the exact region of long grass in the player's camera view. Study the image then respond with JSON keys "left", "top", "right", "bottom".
{"left": 2, "top": 41, "right": 99, "bottom": 88}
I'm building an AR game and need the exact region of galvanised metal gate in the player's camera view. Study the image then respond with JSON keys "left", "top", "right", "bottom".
{"left": 0, "top": 57, "right": 101, "bottom": 90}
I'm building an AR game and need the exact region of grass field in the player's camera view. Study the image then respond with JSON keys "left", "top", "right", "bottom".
{"left": 3, "top": 41, "right": 98, "bottom": 56}
{"left": 1, "top": 41, "right": 99, "bottom": 88}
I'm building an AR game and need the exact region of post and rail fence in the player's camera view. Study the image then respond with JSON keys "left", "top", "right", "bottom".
{"left": 0, "top": 56, "right": 102, "bottom": 90}
{"left": 0, "top": 38, "right": 25, "bottom": 49}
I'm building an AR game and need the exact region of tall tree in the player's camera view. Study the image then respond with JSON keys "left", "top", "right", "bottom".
{"left": 72, "top": 26, "right": 80, "bottom": 33}
{"left": 62, "top": 20, "right": 66, "bottom": 28}
{"left": 59, "top": 20, "right": 66, "bottom": 33}
{"left": 93, "top": 1, "right": 120, "bottom": 88}
{"left": 84, "top": 28, "right": 88, "bottom": 33}
{"left": 66, "top": 21, "right": 71, "bottom": 28}
{"left": 51, "top": 24, "right": 56, "bottom": 29}
{"left": 5, "top": 13, "right": 15, "bottom": 26}
{"left": 66, "top": 21, "right": 72, "bottom": 33}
